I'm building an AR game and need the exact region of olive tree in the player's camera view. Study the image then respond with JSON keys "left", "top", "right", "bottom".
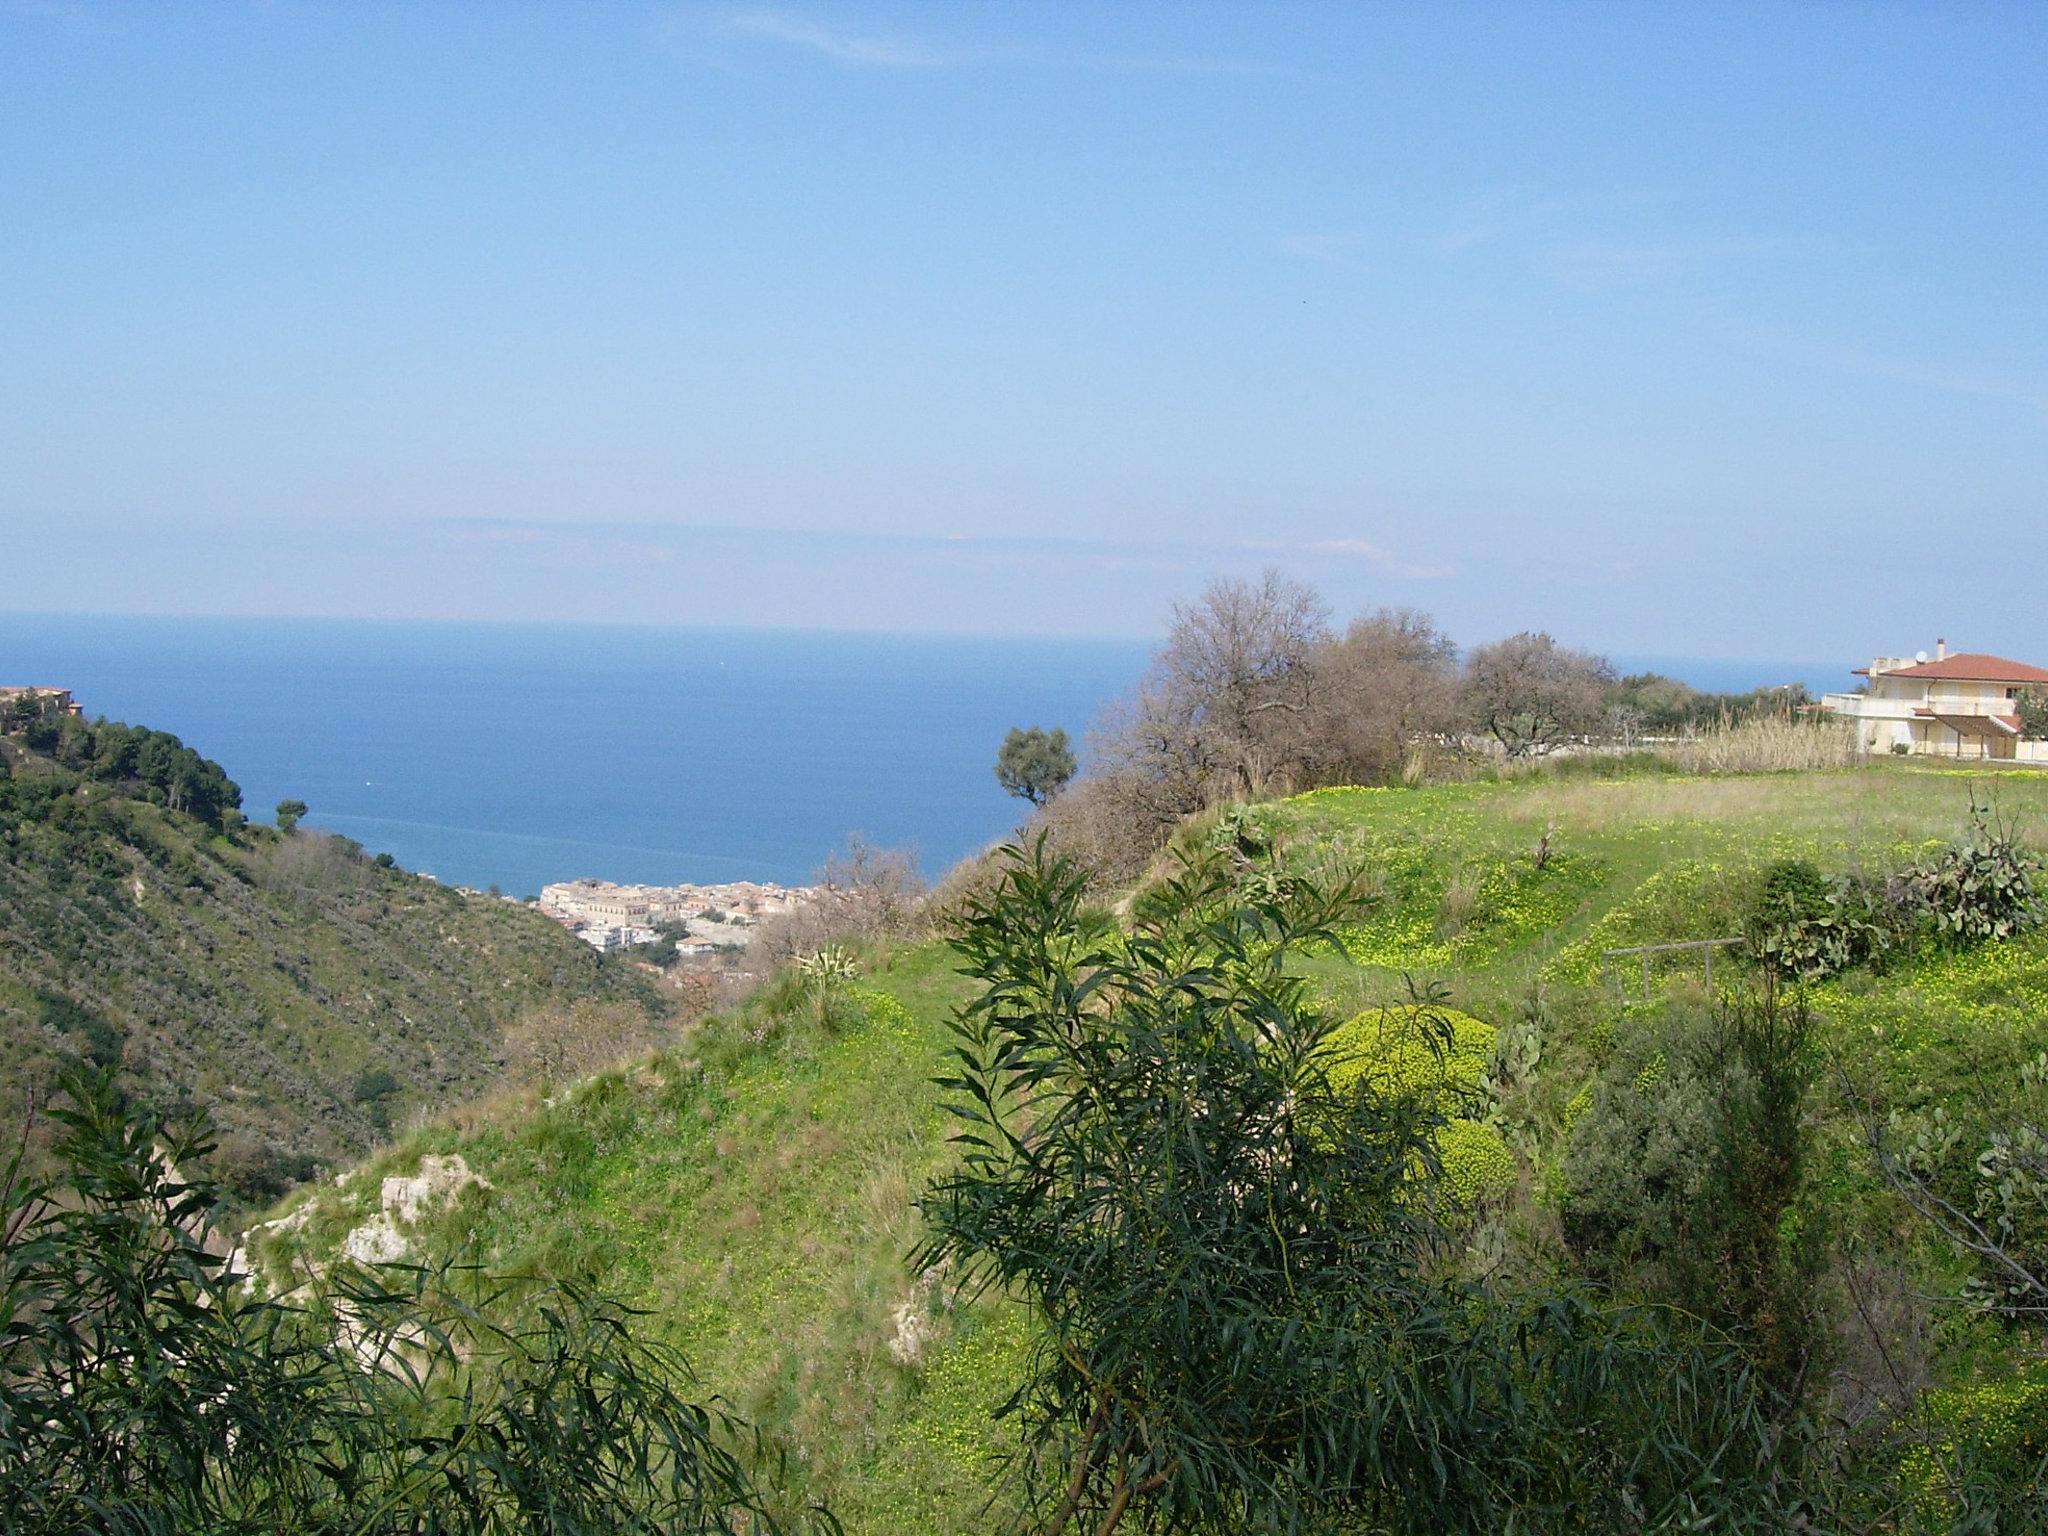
{"left": 995, "top": 725, "right": 1078, "bottom": 807}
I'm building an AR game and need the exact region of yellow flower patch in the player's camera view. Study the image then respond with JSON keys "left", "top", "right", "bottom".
{"left": 1324, "top": 1005, "right": 1513, "bottom": 1210}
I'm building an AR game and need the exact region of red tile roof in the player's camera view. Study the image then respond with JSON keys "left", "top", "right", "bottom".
{"left": 1864, "top": 653, "right": 2048, "bottom": 684}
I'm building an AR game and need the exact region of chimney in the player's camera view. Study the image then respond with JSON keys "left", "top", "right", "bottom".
{"left": 1936, "top": 638, "right": 1948, "bottom": 661}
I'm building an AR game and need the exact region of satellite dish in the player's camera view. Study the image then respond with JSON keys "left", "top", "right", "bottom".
{"left": 1915, "top": 650, "right": 1929, "bottom": 664}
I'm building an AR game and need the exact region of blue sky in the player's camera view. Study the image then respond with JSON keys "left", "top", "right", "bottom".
{"left": 3, "top": 2, "right": 2043, "bottom": 663}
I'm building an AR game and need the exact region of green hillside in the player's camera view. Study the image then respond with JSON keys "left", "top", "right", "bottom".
{"left": 248, "top": 759, "right": 2048, "bottom": 1530}
{"left": 0, "top": 723, "right": 670, "bottom": 1202}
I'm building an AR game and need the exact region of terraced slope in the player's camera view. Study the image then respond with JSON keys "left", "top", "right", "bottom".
{"left": 1270, "top": 763, "right": 2048, "bottom": 993}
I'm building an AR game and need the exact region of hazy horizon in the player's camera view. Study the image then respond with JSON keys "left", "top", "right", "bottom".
{"left": 0, "top": 610, "right": 1857, "bottom": 892}
{"left": 0, "top": 606, "right": 1866, "bottom": 686}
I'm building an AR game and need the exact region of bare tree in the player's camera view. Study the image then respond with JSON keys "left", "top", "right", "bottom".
{"left": 752, "top": 833, "right": 927, "bottom": 967}
{"left": 1606, "top": 703, "right": 1647, "bottom": 752}
{"left": 1112, "top": 568, "right": 1332, "bottom": 800}
{"left": 1461, "top": 632, "right": 1613, "bottom": 757}
{"left": 1288, "top": 607, "right": 1461, "bottom": 785}
{"left": 502, "top": 998, "right": 676, "bottom": 1089}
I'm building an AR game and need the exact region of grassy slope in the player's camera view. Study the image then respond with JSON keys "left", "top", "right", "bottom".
{"left": 0, "top": 772, "right": 669, "bottom": 1188}
{"left": 257, "top": 760, "right": 2048, "bottom": 1531}
{"left": 255, "top": 943, "right": 1023, "bottom": 1533}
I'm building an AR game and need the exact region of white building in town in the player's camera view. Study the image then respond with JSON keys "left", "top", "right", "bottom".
{"left": 577, "top": 923, "right": 662, "bottom": 953}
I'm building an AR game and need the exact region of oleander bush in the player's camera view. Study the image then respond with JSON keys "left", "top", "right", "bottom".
{"left": 0, "top": 1067, "right": 836, "bottom": 1536}
{"left": 919, "top": 838, "right": 1801, "bottom": 1533}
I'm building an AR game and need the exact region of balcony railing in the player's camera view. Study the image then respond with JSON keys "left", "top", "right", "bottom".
{"left": 1821, "top": 692, "right": 2015, "bottom": 719}
{"left": 1819, "top": 693, "right": 1895, "bottom": 718}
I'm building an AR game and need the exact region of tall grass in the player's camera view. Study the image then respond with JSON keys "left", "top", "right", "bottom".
{"left": 1663, "top": 714, "right": 1859, "bottom": 775}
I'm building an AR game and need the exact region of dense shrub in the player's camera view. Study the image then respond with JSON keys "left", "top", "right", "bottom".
{"left": 920, "top": 840, "right": 1788, "bottom": 1533}
{"left": 1876, "top": 1048, "right": 2048, "bottom": 1317}
{"left": 1894, "top": 1367, "right": 2048, "bottom": 1525}
{"left": 1563, "top": 989, "right": 1822, "bottom": 1400}
{"left": 1741, "top": 809, "right": 2038, "bottom": 985}
{"left": 1562, "top": 1004, "right": 1722, "bottom": 1283}
{"left": 1746, "top": 858, "right": 1834, "bottom": 976}
{"left": 1325, "top": 1004, "right": 1516, "bottom": 1210}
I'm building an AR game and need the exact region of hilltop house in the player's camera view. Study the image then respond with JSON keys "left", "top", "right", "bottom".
{"left": 1820, "top": 641, "right": 2048, "bottom": 761}
{"left": 0, "top": 687, "right": 81, "bottom": 728}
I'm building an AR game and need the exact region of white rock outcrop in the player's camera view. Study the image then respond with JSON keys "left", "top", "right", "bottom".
{"left": 334, "top": 1154, "right": 494, "bottom": 1270}
{"left": 380, "top": 1154, "right": 492, "bottom": 1224}
{"left": 341, "top": 1211, "right": 410, "bottom": 1265}
{"left": 886, "top": 1265, "right": 948, "bottom": 1369}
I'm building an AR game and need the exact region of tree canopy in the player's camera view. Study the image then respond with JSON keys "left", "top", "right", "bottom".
{"left": 1461, "top": 631, "right": 1612, "bottom": 757}
{"left": 10, "top": 714, "right": 241, "bottom": 828}
{"left": 995, "top": 725, "right": 1078, "bottom": 807}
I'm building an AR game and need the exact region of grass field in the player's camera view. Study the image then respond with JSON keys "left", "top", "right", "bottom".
{"left": 254, "top": 758, "right": 2048, "bottom": 1532}
{"left": 252, "top": 943, "right": 1020, "bottom": 1532}
{"left": 1274, "top": 761, "right": 2048, "bottom": 1006}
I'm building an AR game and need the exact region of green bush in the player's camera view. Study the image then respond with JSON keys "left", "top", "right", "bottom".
{"left": 1324, "top": 1004, "right": 1497, "bottom": 1106}
{"left": 1561, "top": 1004, "right": 1721, "bottom": 1282}
{"left": 1896, "top": 1367, "right": 2048, "bottom": 1523}
{"left": 1563, "top": 989, "right": 1822, "bottom": 1399}
{"left": 919, "top": 839, "right": 1789, "bottom": 1533}
{"left": 1325, "top": 1005, "right": 1516, "bottom": 1210}
{"left": 1747, "top": 857, "right": 1842, "bottom": 978}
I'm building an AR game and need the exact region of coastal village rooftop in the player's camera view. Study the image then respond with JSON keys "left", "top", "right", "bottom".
{"left": 537, "top": 877, "right": 815, "bottom": 954}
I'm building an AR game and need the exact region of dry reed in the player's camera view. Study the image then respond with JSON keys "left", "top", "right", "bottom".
{"left": 1663, "top": 714, "right": 1860, "bottom": 775}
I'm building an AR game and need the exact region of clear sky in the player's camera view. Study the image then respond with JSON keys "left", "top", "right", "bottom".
{"left": 3, "top": 2, "right": 2043, "bottom": 663}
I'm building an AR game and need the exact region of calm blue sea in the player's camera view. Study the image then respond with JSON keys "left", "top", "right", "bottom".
{"left": 0, "top": 615, "right": 1844, "bottom": 894}
{"left": 0, "top": 615, "right": 1147, "bottom": 894}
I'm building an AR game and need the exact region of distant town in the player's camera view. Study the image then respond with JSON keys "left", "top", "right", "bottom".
{"left": 534, "top": 878, "right": 815, "bottom": 957}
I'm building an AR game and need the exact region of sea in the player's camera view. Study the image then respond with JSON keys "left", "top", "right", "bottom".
{"left": 0, "top": 614, "right": 1844, "bottom": 895}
